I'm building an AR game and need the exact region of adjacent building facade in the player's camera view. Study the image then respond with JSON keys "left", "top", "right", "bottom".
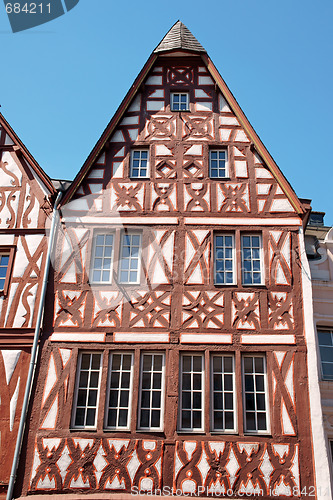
{"left": 0, "top": 114, "right": 55, "bottom": 498}
{"left": 11, "top": 22, "right": 332, "bottom": 499}
{"left": 305, "top": 213, "right": 333, "bottom": 489}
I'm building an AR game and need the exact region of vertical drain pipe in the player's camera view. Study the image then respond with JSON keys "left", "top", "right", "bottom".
{"left": 7, "top": 191, "right": 62, "bottom": 500}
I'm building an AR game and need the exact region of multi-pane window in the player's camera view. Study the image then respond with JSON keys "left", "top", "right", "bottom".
{"left": 179, "top": 354, "right": 204, "bottom": 431}
{"left": 211, "top": 355, "right": 236, "bottom": 432}
{"left": 317, "top": 328, "right": 333, "bottom": 380}
{"left": 242, "top": 355, "right": 268, "bottom": 433}
{"left": 73, "top": 352, "right": 102, "bottom": 429}
{"left": 106, "top": 353, "right": 134, "bottom": 429}
{"left": 0, "top": 254, "right": 9, "bottom": 290}
{"left": 138, "top": 353, "right": 165, "bottom": 430}
{"left": 209, "top": 150, "right": 228, "bottom": 178}
{"left": 171, "top": 92, "right": 189, "bottom": 111}
{"left": 241, "top": 235, "right": 262, "bottom": 285}
{"left": 91, "top": 234, "right": 114, "bottom": 283}
{"left": 214, "top": 235, "right": 234, "bottom": 284}
{"left": 130, "top": 150, "right": 149, "bottom": 178}
{"left": 119, "top": 233, "right": 141, "bottom": 283}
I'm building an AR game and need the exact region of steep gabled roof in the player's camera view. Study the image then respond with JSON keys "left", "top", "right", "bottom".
{"left": 154, "top": 21, "right": 206, "bottom": 54}
{"left": 0, "top": 113, "right": 55, "bottom": 195}
{"left": 61, "top": 22, "right": 305, "bottom": 216}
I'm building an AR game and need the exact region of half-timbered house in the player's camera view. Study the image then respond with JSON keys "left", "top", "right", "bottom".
{"left": 0, "top": 114, "right": 55, "bottom": 498}
{"left": 15, "top": 22, "right": 331, "bottom": 499}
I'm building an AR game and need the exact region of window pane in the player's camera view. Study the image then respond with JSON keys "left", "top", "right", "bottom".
{"left": 138, "top": 353, "right": 164, "bottom": 429}
{"left": 179, "top": 354, "right": 203, "bottom": 431}
{"left": 106, "top": 353, "right": 133, "bottom": 429}
{"left": 131, "top": 150, "right": 149, "bottom": 178}
{"left": 73, "top": 352, "right": 102, "bottom": 428}
{"left": 243, "top": 356, "right": 268, "bottom": 433}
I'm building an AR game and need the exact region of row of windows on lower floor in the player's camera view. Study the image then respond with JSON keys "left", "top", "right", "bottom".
{"left": 72, "top": 351, "right": 269, "bottom": 435}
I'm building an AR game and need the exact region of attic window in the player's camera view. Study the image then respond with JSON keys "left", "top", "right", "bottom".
{"left": 130, "top": 150, "right": 149, "bottom": 178}
{"left": 171, "top": 92, "right": 189, "bottom": 111}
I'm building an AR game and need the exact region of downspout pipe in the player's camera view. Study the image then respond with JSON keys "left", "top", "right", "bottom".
{"left": 6, "top": 191, "right": 62, "bottom": 500}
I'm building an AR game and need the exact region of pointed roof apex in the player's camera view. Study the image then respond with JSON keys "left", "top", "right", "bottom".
{"left": 154, "top": 21, "right": 206, "bottom": 54}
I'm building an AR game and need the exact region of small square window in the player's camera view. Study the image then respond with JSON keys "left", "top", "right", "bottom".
{"left": 130, "top": 150, "right": 149, "bottom": 178}
{"left": 210, "top": 150, "right": 228, "bottom": 178}
{"left": 171, "top": 93, "right": 189, "bottom": 111}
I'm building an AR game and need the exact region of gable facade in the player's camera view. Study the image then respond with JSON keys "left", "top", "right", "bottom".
{"left": 15, "top": 23, "right": 330, "bottom": 499}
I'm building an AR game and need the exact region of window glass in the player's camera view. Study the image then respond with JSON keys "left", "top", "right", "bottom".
{"left": 130, "top": 150, "right": 149, "bottom": 178}
{"left": 171, "top": 92, "right": 189, "bottom": 111}
{"left": 212, "top": 355, "right": 236, "bottom": 431}
{"left": 243, "top": 355, "right": 268, "bottom": 433}
{"left": 106, "top": 352, "right": 133, "bottom": 429}
{"left": 138, "top": 353, "right": 165, "bottom": 430}
{"left": 0, "top": 254, "right": 10, "bottom": 290}
{"left": 91, "top": 234, "right": 114, "bottom": 283}
{"left": 210, "top": 150, "right": 228, "bottom": 178}
{"left": 214, "top": 234, "right": 234, "bottom": 284}
{"left": 73, "top": 352, "right": 102, "bottom": 429}
{"left": 241, "top": 235, "right": 262, "bottom": 285}
{"left": 119, "top": 233, "right": 141, "bottom": 283}
{"left": 179, "top": 354, "right": 204, "bottom": 431}
{"left": 318, "top": 328, "right": 333, "bottom": 380}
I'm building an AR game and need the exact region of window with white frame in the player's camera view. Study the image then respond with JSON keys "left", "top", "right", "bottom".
{"left": 209, "top": 150, "right": 228, "bottom": 178}
{"left": 317, "top": 328, "right": 333, "bottom": 380}
{"left": 105, "top": 352, "right": 134, "bottom": 429}
{"left": 119, "top": 232, "right": 141, "bottom": 283}
{"left": 90, "top": 234, "right": 114, "bottom": 283}
{"left": 241, "top": 235, "right": 262, "bottom": 285}
{"left": 171, "top": 92, "right": 189, "bottom": 111}
{"left": 0, "top": 254, "right": 10, "bottom": 290}
{"left": 72, "top": 352, "right": 103, "bottom": 429}
{"left": 242, "top": 355, "right": 269, "bottom": 433}
{"left": 214, "top": 234, "right": 235, "bottom": 285}
{"left": 130, "top": 150, "right": 149, "bottom": 178}
{"left": 179, "top": 354, "right": 204, "bottom": 431}
{"left": 138, "top": 353, "right": 165, "bottom": 430}
{"left": 211, "top": 355, "right": 236, "bottom": 432}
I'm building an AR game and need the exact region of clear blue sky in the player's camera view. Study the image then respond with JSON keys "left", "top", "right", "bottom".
{"left": 1, "top": 0, "right": 332, "bottom": 224}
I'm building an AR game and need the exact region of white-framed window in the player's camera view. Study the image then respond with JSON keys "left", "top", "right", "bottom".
{"left": 72, "top": 352, "right": 103, "bottom": 429}
{"left": 130, "top": 150, "right": 149, "bottom": 178}
{"left": 211, "top": 354, "right": 236, "bottom": 432}
{"left": 242, "top": 355, "right": 269, "bottom": 433}
{"left": 90, "top": 233, "right": 114, "bottom": 283}
{"left": 119, "top": 232, "right": 141, "bottom": 284}
{"left": 0, "top": 254, "right": 10, "bottom": 290}
{"left": 138, "top": 352, "right": 165, "bottom": 431}
{"left": 317, "top": 327, "right": 333, "bottom": 380}
{"left": 179, "top": 354, "right": 204, "bottom": 432}
{"left": 105, "top": 352, "right": 134, "bottom": 430}
{"left": 241, "top": 234, "right": 263, "bottom": 285}
{"left": 209, "top": 150, "right": 228, "bottom": 178}
{"left": 171, "top": 92, "right": 189, "bottom": 111}
{"left": 214, "top": 234, "right": 235, "bottom": 285}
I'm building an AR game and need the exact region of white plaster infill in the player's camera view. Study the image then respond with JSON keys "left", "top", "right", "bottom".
{"left": 184, "top": 217, "right": 302, "bottom": 226}
{"left": 50, "top": 332, "right": 106, "bottom": 342}
{"left": 180, "top": 333, "right": 232, "bottom": 344}
{"left": 114, "top": 332, "right": 169, "bottom": 343}
{"left": 299, "top": 227, "right": 333, "bottom": 499}
{"left": 63, "top": 216, "right": 179, "bottom": 225}
{"left": 241, "top": 334, "right": 295, "bottom": 344}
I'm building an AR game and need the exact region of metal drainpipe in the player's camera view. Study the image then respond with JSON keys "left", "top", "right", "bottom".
{"left": 6, "top": 191, "right": 62, "bottom": 500}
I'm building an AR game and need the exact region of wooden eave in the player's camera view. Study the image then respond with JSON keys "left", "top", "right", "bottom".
{"left": 61, "top": 53, "right": 158, "bottom": 206}
{"left": 0, "top": 113, "right": 56, "bottom": 195}
{"left": 201, "top": 54, "right": 305, "bottom": 216}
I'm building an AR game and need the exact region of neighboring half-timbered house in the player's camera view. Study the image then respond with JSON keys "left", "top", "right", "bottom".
{"left": 0, "top": 114, "right": 55, "bottom": 497}
{"left": 16, "top": 22, "right": 331, "bottom": 499}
